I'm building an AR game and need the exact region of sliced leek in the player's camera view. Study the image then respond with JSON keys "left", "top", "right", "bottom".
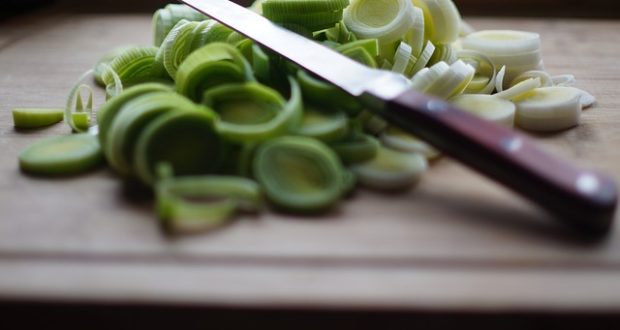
{"left": 351, "top": 146, "right": 427, "bottom": 190}
{"left": 380, "top": 127, "right": 440, "bottom": 158}
{"left": 515, "top": 87, "right": 583, "bottom": 132}
{"left": 153, "top": 4, "right": 208, "bottom": 46}
{"left": 413, "top": 0, "right": 461, "bottom": 44}
{"left": 253, "top": 136, "right": 346, "bottom": 212}
{"left": 156, "top": 174, "right": 263, "bottom": 234}
{"left": 12, "top": 108, "right": 64, "bottom": 129}
{"left": 134, "top": 109, "right": 228, "bottom": 185}
{"left": 329, "top": 133, "right": 380, "bottom": 164}
{"left": 176, "top": 42, "right": 255, "bottom": 102}
{"left": 344, "top": 0, "right": 415, "bottom": 47}
{"left": 105, "top": 92, "right": 198, "bottom": 177}
{"left": 451, "top": 94, "right": 516, "bottom": 127}
{"left": 296, "top": 105, "right": 349, "bottom": 142}
{"left": 203, "top": 79, "right": 302, "bottom": 142}
{"left": 19, "top": 134, "right": 103, "bottom": 176}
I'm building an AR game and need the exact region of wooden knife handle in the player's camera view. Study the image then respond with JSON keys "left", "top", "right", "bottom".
{"left": 377, "top": 89, "right": 617, "bottom": 236}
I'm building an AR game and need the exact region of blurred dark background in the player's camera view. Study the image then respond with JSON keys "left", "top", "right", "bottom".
{"left": 2, "top": 0, "right": 620, "bottom": 18}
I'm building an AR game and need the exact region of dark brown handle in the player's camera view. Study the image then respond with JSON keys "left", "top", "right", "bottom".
{"left": 372, "top": 89, "right": 617, "bottom": 236}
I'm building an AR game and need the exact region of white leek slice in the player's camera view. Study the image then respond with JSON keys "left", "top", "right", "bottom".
{"left": 515, "top": 87, "right": 583, "bottom": 132}
{"left": 425, "top": 60, "right": 475, "bottom": 99}
{"left": 511, "top": 70, "right": 553, "bottom": 88}
{"left": 451, "top": 94, "right": 516, "bottom": 127}
{"left": 458, "top": 49, "right": 496, "bottom": 94}
{"left": 380, "top": 127, "right": 440, "bottom": 159}
{"left": 495, "top": 65, "right": 506, "bottom": 92}
{"left": 579, "top": 90, "right": 597, "bottom": 108}
{"left": 392, "top": 41, "right": 413, "bottom": 74}
{"left": 344, "top": 0, "right": 415, "bottom": 46}
{"left": 462, "top": 30, "right": 541, "bottom": 55}
{"left": 408, "top": 40, "right": 436, "bottom": 75}
{"left": 495, "top": 77, "right": 541, "bottom": 101}
{"left": 405, "top": 6, "right": 426, "bottom": 56}
{"left": 459, "top": 20, "right": 475, "bottom": 37}
{"left": 351, "top": 146, "right": 427, "bottom": 190}
{"left": 410, "top": 61, "right": 450, "bottom": 92}
{"left": 552, "top": 74, "right": 576, "bottom": 87}
{"left": 413, "top": 0, "right": 461, "bottom": 44}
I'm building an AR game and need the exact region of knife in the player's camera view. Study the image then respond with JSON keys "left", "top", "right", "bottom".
{"left": 180, "top": 0, "right": 617, "bottom": 236}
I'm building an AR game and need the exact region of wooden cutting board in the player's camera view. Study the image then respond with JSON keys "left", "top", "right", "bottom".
{"left": 1, "top": 11, "right": 619, "bottom": 312}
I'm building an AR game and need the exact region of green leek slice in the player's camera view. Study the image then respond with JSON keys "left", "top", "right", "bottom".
{"left": 97, "top": 83, "right": 172, "bottom": 146}
{"left": 380, "top": 127, "right": 440, "bottom": 159}
{"left": 253, "top": 136, "right": 346, "bottom": 212}
{"left": 153, "top": 4, "right": 207, "bottom": 46}
{"left": 176, "top": 42, "right": 255, "bottom": 102}
{"left": 157, "top": 174, "right": 263, "bottom": 234}
{"left": 262, "top": 0, "right": 349, "bottom": 14}
{"left": 203, "top": 79, "right": 302, "bottom": 143}
{"left": 329, "top": 133, "right": 380, "bottom": 164}
{"left": 351, "top": 146, "right": 427, "bottom": 190}
{"left": 134, "top": 109, "right": 227, "bottom": 185}
{"left": 101, "top": 46, "right": 161, "bottom": 88}
{"left": 296, "top": 105, "right": 349, "bottom": 142}
{"left": 12, "top": 108, "right": 64, "bottom": 129}
{"left": 105, "top": 92, "right": 199, "bottom": 177}
{"left": 19, "top": 134, "right": 103, "bottom": 176}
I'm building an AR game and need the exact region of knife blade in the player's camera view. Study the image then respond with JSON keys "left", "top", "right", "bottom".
{"left": 180, "top": 0, "right": 617, "bottom": 236}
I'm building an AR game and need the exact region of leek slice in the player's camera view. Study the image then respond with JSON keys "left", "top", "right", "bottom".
{"left": 176, "top": 42, "right": 255, "bottom": 102}
{"left": 380, "top": 127, "right": 440, "bottom": 158}
{"left": 296, "top": 70, "right": 361, "bottom": 113}
{"left": 344, "top": 0, "right": 415, "bottom": 47}
{"left": 105, "top": 92, "right": 198, "bottom": 177}
{"left": 296, "top": 105, "right": 349, "bottom": 142}
{"left": 391, "top": 41, "right": 414, "bottom": 75}
{"left": 97, "top": 83, "right": 172, "bottom": 147}
{"left": 262, "top": 0, "right": 349, "bottom": 14}
{"left": 253, "top": 136, "right": 346, "bottom": 212}
{"left": 329, "top": 133, "right": 380, "bottom": 164}
{"left": 351, "top": 146, "right": 427, "bottom": 190}
{"left": 412, "top": 0, "right": 461, "bottom": 44}
{"left": 408, "top": 40, "right": 435, "bottom": 75}
{"left": 93, "top": 45, "right": 136, "bottom": 86}
{"left": 12, "top": 108, "right": 64, "bottom": 129}
{"left": 101, "top": 46, "right": 161, "bottom": 89}
{"left": 203, "top": 79, "right": 302, "bottom": 143}
{"left": 510, "top": 70, "right": 553, "bottom": 88}
{"left": 495, "top": 77, "right": 541, "bottom": 101}
{"left": 405, "top": 6, "right": 425, "bottom": 56}
{"left": 425, "top": 59, "right": 475, "bottom": 98}
{"left": 451, "top": 94, "right": 516, "bottom": 127}
{"left": 153, "top": 4, "right": 207, "bottom": 46}
{"left": 515, "top": 87, "right": 583, "bottom": 132}
{"left": 156, "top": 174, "right": 263, "bottom": 234}
{"left": 134, "top": 109, "right": 227, "bottom": 185}
{"left": 19, "top": 134, "right": 103, "bottom": 176}
{"left": 458, "top": 49, "right": 497, "bottom": 94}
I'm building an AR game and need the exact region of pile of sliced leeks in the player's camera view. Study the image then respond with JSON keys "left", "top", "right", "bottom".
{"left": 15, "top": 0, "right": 596, "bottom": 234}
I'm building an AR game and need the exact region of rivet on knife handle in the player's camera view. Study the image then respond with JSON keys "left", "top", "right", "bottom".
{"left": 370, "top": 88, "right": 617, "bottom": 236}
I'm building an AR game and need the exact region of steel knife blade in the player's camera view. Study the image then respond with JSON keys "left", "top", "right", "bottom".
{"left": 179, "top": 0, "right": 617, "bottom": 236}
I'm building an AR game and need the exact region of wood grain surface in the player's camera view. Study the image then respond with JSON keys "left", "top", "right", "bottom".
{"left": 1, "top": 11, "right": 620, "bottom": 312}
